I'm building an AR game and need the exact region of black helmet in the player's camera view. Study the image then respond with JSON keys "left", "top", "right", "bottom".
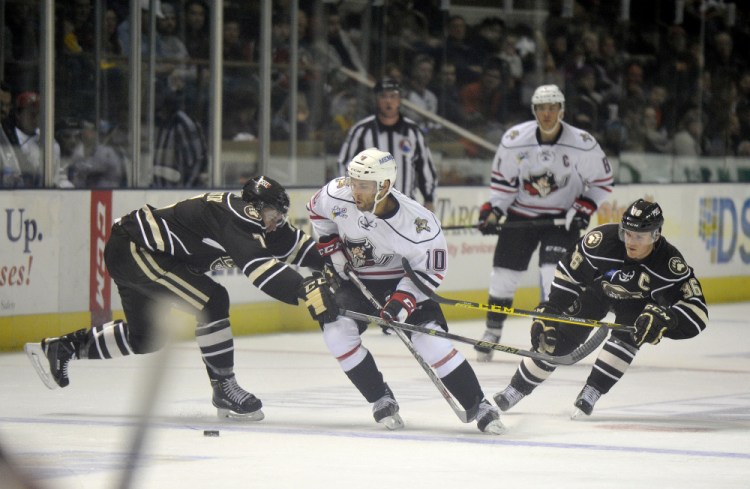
{"left": 373, "top": 77, "right": 400, "bottom": 94}
{"left": 620, "top": 199, "right": 663, "bottom": 238}
{"left": 241, "top": 176, "right": 290, "bottom": 214}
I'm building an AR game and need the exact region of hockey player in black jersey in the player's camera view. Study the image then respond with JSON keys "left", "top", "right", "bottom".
{"left": 494, "top": 199, "right": 709, "bottom": 417}
{"left": 25, "top": 176, "right": 336, "bottom": 420}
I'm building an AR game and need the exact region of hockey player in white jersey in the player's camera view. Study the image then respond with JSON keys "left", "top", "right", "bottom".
{"left": 307, "top": 147, "right": 503, "bottom": 434}
{"left": 474, "top": 84, "right": 614, "bottom": 361}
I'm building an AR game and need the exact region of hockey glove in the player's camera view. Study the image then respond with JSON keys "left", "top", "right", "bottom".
{"left": 298, "top": 273, "right": 338, "bottom": 324}
{"left": 632, "top": 303, "right": 676, "bottom": 347}
{"left": 381, "top": 291, "right": 418, "bottom": 323}
{"left": 530, "top": 304, "right": 560, "bottom": 354}
{"left": 565, "top": 197, "right": 597, "bottom": 234}
{"left": 316, "top": 235, "right": 350, "bottom": 281}
{"left": 477, "top": 202, "right": 504, "bottom": 235}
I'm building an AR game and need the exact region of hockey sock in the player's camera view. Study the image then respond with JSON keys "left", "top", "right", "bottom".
{"left": 585, "top": 336, "right": 637, "bottom": 394}
{"left": 196, "top": 318, "right": 235, "bottom": 380}
{"left": 85, "top": 320, "right": 134, "bottom": 360}
{"left": 486, "top": 296, "right": 513, "bottom": 331}
{"left": 441, "top": 360, "right": 484, "bottom": 410}
{"left": 344, "top": 351, "right": 386, "bottom": 403}
{"left": 510, "top": 357, "right": 557, "bottom": 395}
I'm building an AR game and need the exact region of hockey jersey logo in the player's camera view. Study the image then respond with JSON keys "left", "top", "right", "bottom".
{"left": 243, "top": 205, "right": 261, "bottom": 220}
{"left": 414, "top": 218, "right": 431, "bottom": 233}
{"left": 345, "top": 237, "right": 393, "bottom": 268}
{"left": 523, "top": 170, "right": 560, "bottom": 198}
{"left": 332, "top": 206, "right": 348, "bottom": 219}
{"left": 209, "top": 256, "right": 236, "bottom": 271}
{"left": 669, "top": 256, "right": 687, "bottom": 275}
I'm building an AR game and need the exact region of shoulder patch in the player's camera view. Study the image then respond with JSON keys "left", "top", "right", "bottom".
{"left": 506, "top": 129, "right": 520, "bottom": 140}
{"left": 668, "top": 256, "right": 688, "bottom": 275}
{"left": 583, "top": 230, "right": 603, "bottom": 249}
{"left": 579, "top": 131, "right": 593, "bottom": 143}
{"left": 414, "top": 217, "right": 431, "bottom": 233}
{"left": 244, "top": 205, "right": 261, "bottom": 220}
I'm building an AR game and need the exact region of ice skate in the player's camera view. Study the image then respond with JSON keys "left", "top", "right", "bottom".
{"left": 475, "top": 399, "right": 506, "bottom": 434}
{"left": 571, "top": 384, "right": 601, "bottom": 419}
{"left": 493, "top": 385, "right": 526, "bottom": 412}
{"left": 373, "top": 384, "right": 404, "bottom": 430}
{"left": 211, "top": 376, "right": 264, "bottom": 421}
{"left": 474, "top": 329, "right": 501, "bottom": 362}
{"left": 25, "top": 329, "right": 87, "bottom": 389}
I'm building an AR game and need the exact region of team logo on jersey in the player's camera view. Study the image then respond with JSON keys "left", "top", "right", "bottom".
{"left": 243, "top": 205, "right": 261, "bottom": 220}
{"left": 600, "top": 282, "right": 646, "bottom": 300}
{"left": 580, "top": 132, "right": 593, "bottom": 143}
{"left": 344, "top": 237, "right": 393, "bottom": 268}
{"left": 669, "top": 256, "right": 687, "bottom": 275}
{"left": 399, "top": 139, "right": 413, "bottom": 154}
{"left": 332, "top": 206, "right": 348, "bottom": 219}
{"left": 523, "top": 170, "right": 560, "bottom": 198}
{"left": 209, "top": 256, "right": 236, "bottom": 271}
{"left": 583, "top": 230, "right": 603, "bottom": 248}
{"left": 358, "top": 215, "right": 377, "bottom": 229}
{"left": 538, "top": 149, "right": 555, "bottom": 163}
{"left": 414, "top": 218, "right": 431, "bottom": 233}
{"left": 335, "top": 177, "right": 347, "bottom": 188}
{"left": 515, "top": 151, "right": 529, "bottom": 165}
{"left": 506, "top": 130, "right": 520, "bottom": 140}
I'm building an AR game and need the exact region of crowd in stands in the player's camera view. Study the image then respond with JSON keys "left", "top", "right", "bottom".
{"left": 1, "top": 0, "right": 749, "bottom": 188}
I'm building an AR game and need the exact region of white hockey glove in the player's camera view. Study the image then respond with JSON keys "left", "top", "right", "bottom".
{"left": 316, "top": 235, "right": 350, "bottom": 281}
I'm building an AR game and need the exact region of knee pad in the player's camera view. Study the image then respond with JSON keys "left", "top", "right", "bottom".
{"left": 203, "top": 286, "right": 230, "bottom": 322}
{"left": 323, "top": 317, "right": 366, "bottom": 370}
{"left": 489, "top": 267, "right": 523, "bottom": 298}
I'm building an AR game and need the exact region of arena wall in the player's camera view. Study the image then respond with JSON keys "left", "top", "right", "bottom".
{"left": 1, "top": 184, "right": 748, "bottom": 350}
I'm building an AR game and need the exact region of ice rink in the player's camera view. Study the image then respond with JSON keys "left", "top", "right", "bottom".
{"left": 1, "top": 302, "right": 748, "bottom": 489}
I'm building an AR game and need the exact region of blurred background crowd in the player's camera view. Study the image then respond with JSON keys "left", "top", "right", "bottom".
{"left": 1, "top": 0, "right": 749, "bottom": 189}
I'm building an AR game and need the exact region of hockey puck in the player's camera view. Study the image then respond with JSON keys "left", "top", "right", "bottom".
{"left": 203, "top": 430, "right": 220, "bottom": 437}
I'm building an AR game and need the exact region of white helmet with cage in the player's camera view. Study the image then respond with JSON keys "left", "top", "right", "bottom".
{"left": 531, "top": 84, "right": 565, "bottom": 134}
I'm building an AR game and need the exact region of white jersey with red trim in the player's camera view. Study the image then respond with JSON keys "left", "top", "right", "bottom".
{"left": 488, "top": 120, "right": 614, "bottom": 218}
{"left": 306, "top": 177, "right": 447, "bottom": 302}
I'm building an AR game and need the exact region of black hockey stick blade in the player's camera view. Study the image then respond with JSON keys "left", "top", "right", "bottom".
{"left": 341, "top": 309, "right": 608, "bottom": 366}
{"left": 402, "top": 258, "right": 635, "bottom": 332}
{"left": 442, "top": 218, "right": 566, "bottom": 231}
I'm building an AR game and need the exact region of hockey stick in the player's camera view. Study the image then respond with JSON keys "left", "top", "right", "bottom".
{"left": 340, "top": 309, "right": 609, "bottom": 366}
{"left": 345, "top": 270, "right": 474, "bottom": 423}
{"left": 442, "top": 218, "right": 566, "bottom": 231}
{"left": 402, "top": 258, "right": 636, "bottom": 332}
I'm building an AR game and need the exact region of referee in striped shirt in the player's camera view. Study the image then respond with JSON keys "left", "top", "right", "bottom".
{"left": 337, "top": 78, "right": 438, "bottom": 211}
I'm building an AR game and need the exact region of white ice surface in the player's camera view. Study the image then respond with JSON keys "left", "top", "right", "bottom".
{"left": 1, "top": 302, "right": 748, "bottom": 489}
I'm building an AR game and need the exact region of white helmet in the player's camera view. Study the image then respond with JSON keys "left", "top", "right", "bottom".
{"left": 531, "top": 84, "right": 565, "bottom": 135}
{"left": 531, "top": 84, "right": 565, "bottom": 113}
{"left": 348, "top": 148, "right": 397, "bottom": 208}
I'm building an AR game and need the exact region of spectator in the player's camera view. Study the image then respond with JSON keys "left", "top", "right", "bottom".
{"left": 184, "top": 0, "right": 210, "bottom": 61}
{"left": 117, "top": 0, "right": 165, "bottom": 57}
{"left": 568, "top": 65, "right": 603, "bottom": 137}
{"left": 0, "top": 81, "right": 23, "bottom": 187}
{"left": 672, "top": 109, "right": 705, "bottom": 181}
{"left": 10, "top": 92, "right": 69, "bottom": 188}
{"left": 443, "top": 15, "right": 475, "bottom": 85}
{"left": 459, "top": 58, "right": 507, "bottom": 130}
{"left": 68, "top": 119, "right": 127, "bottom": 188}
{"left": 429, "top": 61, "right": 466, "bottom": 126}
{"left": 55, "top": 117, "right": 84, "bottom": 182}
{"left": 402, "top": 54, "right": 439, "bottom": 133}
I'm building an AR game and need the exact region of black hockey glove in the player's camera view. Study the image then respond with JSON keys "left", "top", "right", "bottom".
{"left": 530, "top": 304, "right": 560, "bottom": 354}
{"left": 477, "top": 202, "right": 504, "bottom": 235}
{"left": 316, "top": 235, "right": 350, "bottom": 281}
{"left": 632, "top": 303, "right": 676, "bottom": 347}
{"left": 565, "top": 197, "right": 597, "bottom": 234}
{"left": 381, "top": 291, "right": 417, "bottom": 323}
{"left": 298, "top": 273, "right": 338, "bottom": 324}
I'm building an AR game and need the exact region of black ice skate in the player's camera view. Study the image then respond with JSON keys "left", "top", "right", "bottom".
{"left": 493, "top": 385, "right": 526, "bottom": 412}
{"left": 372, "top": 384, "right": 404, "bottom": 430}
{"left": 571, "top": 384, "right": 602, "bottom": 419}
{"left": 211, "top": 376, "right": 264, "bottom": 421}
{"left": 25, "top": 329, "right": 87, "bottom": 389}
{"left": 475, "top": 399, "right": 506, "bottom": 434}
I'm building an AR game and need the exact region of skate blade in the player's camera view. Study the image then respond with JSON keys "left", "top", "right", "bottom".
{"left": 217, "top": 407, "right": 265, "bottom": 421}
{"left": 378, "top": 413, "right": 404, "bottom": 430}
{"left": 24, "top": 343, "right": 59, "bottom": 390}
{"left": 570, "top": 408, "right": 590, "bottom": 420}
{"left": 482, "top": 419, "right": 507, "bottom": 435}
